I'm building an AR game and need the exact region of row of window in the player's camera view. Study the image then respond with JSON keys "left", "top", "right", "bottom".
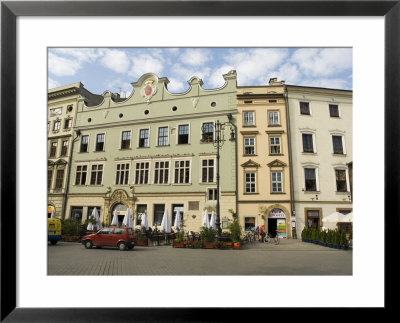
{"left": 74, "top": 158, "right": 216, "bottom": 186}
{"left": 242, "top": 110, "right": 281, "bottom": 127}
{"left": 243, "top": 167, "right": 349, "bottom": 194}
{"left": 48, "top": 118, "right": 73, "bottom": 133}
{"left": 300, "top": 102, "right": 341, "bottom": 118}
{"left": 48, "top": 169, "right": 65, "bottom": 190}
{"left": 49, "top": 139, "right": 69, "bottom": 158}
{"left": 301, "top": 133, "right": 346, "bottom": 155}
{"left": 79, "top": 122, "right": 215, "bottom": 153}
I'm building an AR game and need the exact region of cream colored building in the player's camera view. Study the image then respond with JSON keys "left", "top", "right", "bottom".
{"left": 47, "top": 82, "right": 102, "bottom": 218}
{"left": 237, "top": 78, "right": 292, "bottom": 238}
{"left": 285, "top": 85, "right": 353, "bottom": 234}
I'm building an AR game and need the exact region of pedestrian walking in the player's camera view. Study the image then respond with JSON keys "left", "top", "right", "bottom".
{"left": 255, "top": 225, "right": 259, "bottom": 241}
{"left": 259, "top": 224, "right": 264, "bottom": 242}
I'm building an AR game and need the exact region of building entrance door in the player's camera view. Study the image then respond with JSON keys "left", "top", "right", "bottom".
{"left": 268, "top": 208, "right": 286, "bottom": 238}
{"left": 112, "top": 203, "right": 127, "bottom": 226}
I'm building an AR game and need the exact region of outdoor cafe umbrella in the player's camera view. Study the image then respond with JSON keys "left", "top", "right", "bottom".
{"left": 160, "top": 209, "right": 172, "bottom": 233}
{"left": 87, "top": 216, "right": 94, "bottom": 231}
{"left": 202, "top": 209, "right": 210, "bottom": 228}
{"left": 173, "top": 210, "right": 182, "bottom": 231}
{"left": 111, "top": 210, "right": 119, "bottom": 226}
{"left": 141, "top": 211, "right": 149, "bottom": 230}
{"left": 209, "top": 211, "right": 216, "bottom": 230}
{"left": 341, "top": 212, "right": 353, "bottom": 223}
{"left": 122, "top": 208, "right": 134, "bottom": 228}
{"left": 323, "top": 211, "right": 344, "bottom": 230}
{"left": 92, "top": 207, "right": 103, "bottom": 230}
{"left": 50, "top": 210, "right": 55, "bottom": 219}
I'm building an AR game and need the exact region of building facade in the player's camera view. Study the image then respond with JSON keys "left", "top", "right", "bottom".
{"left": 65, "top": 72, "right": 238, "bottom": 232}
{"left": 47, "top": 82, "right": 102, "bottom": 219}
{"left": 285, "top": 85, "right": 353, "bottom": 233}
{"left": 237, "top": 78, "right": 293, "bottom": 238}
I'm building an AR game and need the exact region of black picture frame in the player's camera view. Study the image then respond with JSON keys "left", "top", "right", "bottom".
{"left": 1, "top": 1, "right": 397, "bottom": 321}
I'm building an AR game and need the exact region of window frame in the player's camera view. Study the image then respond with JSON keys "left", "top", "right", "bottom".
{"left": 200, "top": 121, "right": 215, "bottom": 143}
{"left": 271, "top": 171, "right": 283, "bottom": 193}
{"left": 157, "top": 126, "right": 169, "bottom": 146}
{"left": 138, "top": 128, "right": 150, "bottom": 148}
{"left": 53, "top": 120, "right": 61, "bottom": 132}
{"left": 55, "top": 168, "right": 65, "bottom": 190}
{"left": 299, "top": 101, "right": 311, "bottom": 116}
{"left": 90, "top": 163, "right": 104, "bottom": 185}
{"left": 177, "top": 123, "right": 190, "bottom": 145}
{"left": 244, "top": 171, "right": 257, "bottom": 193}
{"left": 153, "top": 159, "right": 170, "bottom": 184}
{"left": 329, "top": 104, "right": 340, "bottom": 118}
{"left": 334, "top": 168, "right": 349, "bottom": 193}
{"left": 120, "top": 130, "right": 132, "bottom": 150}
{"left": 269, "top": 136, "right": 281, "bottom": 155}
{"left": 301, "top": 132, "right": 316, "bottom": 153}
{"left": 331, "top": 134, "right": 346, "bottom": 155}
{"left": 60, "top": 139, "right": 69, "bottom": 157}
{"left": 243, "top": 111, "right": 255, "bottom": 126}
{"left": 268, "top": 110, "right": 280, "bottom": 126}
{"left": 134, "top": 160, "right": 151, "bottom": 185}
{"left": 207, "top": 188, "right": 218, "bottom": 201}
{"left": 75, "top": 164, "right": 88, "bottom": 186}
{"left": 80, "top": 135, "right": 89, "bottom": 153}
{"left": 243, "top": 137, "right": 256, "bottom": 156}
{"left": 173, "top": 158, "right": 191, "bottom": 184}
{"left": 64, "top": 118, "right": 72, "bottom": 130}
{"left": 115, "top": 161, "right": 131, "bottom": 185}
{"left": 49, "top": 141, "right": 58, "bottom": 158}
{"left": 304, "top": 167, "right": 319, "bottom": 192}
{"left": 95, "top": 133, "right": 106, "bottom": 152}
{"left": 200, "top": 157, "right": 216, "bottom": 183}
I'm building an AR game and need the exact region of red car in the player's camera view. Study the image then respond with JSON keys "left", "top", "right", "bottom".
{"left": 82, "top": 227, "right": 136, "bottom": 251}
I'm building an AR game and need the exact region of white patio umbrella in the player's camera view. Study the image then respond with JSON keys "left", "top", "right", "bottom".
{"left": 91, "top": 207, "right": 102, "bottom": 230}
{"left": 173, "top": 210, "right": 182, "bottom": 231}
{"left": 87, "top": 216, "right": 94, "bottom": 231}
{"left": 141, "top": 211, "right": 149, "bottom": 230}
{"left": 111, "top": 210, "right": 119, "bottom": 226}
{"left": 122, "top": 208, "right": 134, "bottom": 228}
{"left": 341, "top": 212, "right": 353, "bottom": 223}
{"left": 160, "top": 209, "right": 172, "bottom": 233}
{"left": 50, "top": 210, "right": 55, "bottom": 218}
{"left": 209, "top": 211, "right": 216, "bottom": 230}
{"left": 202, "top": 209, "right": 210, "bottom": 228}
{"left": 324, "top": 211, "right": 345, "bottom": 229}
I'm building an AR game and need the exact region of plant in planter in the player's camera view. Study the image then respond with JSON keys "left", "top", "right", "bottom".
{"left": 228, "top": 209, "right": 242, "bottom": 249}
{"left": 200, "top": 226, "right": 217, "bottom": 248}
{"left": 213, "top": 240, "right": 224, "bottom": 249}
{"left": 301, "top": 227, "right": 306, "bottom": 242}
{"left": 340, "top": 230, "right": 348, "bottom": 250}
{"left": 321, "top": 230, "right": 327, "bottom": 247}
{"left": 135, "top": 229, "right": 148, "bottom": 246}
{"left": 173, "top": 230, "right": 185, "bottom": 248}
{"left": 333, "top": 230, "right": 340, "bottom": 249}
{"left": 61, "top": 219, "right": 83, "bottom": 242}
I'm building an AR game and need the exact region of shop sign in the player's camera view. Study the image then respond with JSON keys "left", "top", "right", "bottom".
{"left": 268, "top": 208, "right": 286, "bottom": 219}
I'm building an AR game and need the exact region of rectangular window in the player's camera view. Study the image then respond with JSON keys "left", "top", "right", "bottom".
{"left": 302, "top": 134, "right": 314, "bottom": 153}
{"left": 244, "top": 138, "right": 255, "bottom": 155}
{"left": 55, "top": 169, "right": 65, "bottom": 189}
{"left": 306, "top": 210, "right": 320, "bottom": 229}
{"left": 121, "top": 131, "right": 131, "bottom": 149}
{"left": 300, "top": 102, "right": 310, "bottom": 115}
{"left": 75, "top": 165, "right": 87, "bottom": 185}
{"left": 153, "top": 204, "right": 165, "bottom": 226}
{"left": 245, "top": 172, "right": 256, "bottom": 193}
{"left": 60, "top": 140, "right": 69, "bottom": 156}
{"left": 201, "top": 159, "right": 215, "bottom": 183}
{"left": 329, "top": 104, "right": 339, "bottom": 117}
{"left": 139, "top": 129, "right": 149, "bottom": 147}
{"left": 335, "top": 169, "right": 347, "bottom": 192}
{"left": 115, "top": 163, "right": 130, "bottom": 185}
{"left": 80, "top": 135, "right": 89, "bottom": 152}
{"left": 174, "top": 160, "right": 190, "bottom": 184}
{"left": 70, "top": 207, "right": 83, "bottom": 222}
{"left": 135, "top": 162, "right": 149, "bottom": 184}
{"left": 157, "top": 127, "right": 168, "bottom": 146}
{"left": 270, "top": 137, "right": 281, "bottom": 154}
{"left": 178, "top": 125, "right": 189, "bottom": 144}
{"left": 53, "top": 120, "right": 61, "bottom": 131}
{"left": 305, "top": 168, "right": 316, "bottom": 191}
{"left": 154, "top": 161, "right": 169, "bottom": 184}
{"left": 243, "top": 111, "right": 255, "bottom": 126}
{"left": 208, "top": 188, "right": 218, "bottom": 201}
{"left": 96, "top": 133, "right": 105, "bottom": 151}
{"left": 64, "top": 118, "right": 72, "bottom": 129}
{"left": 48, "top": 170, "right": 53, "bottom": 190}
{"left": 271, "top": 171, "right": 282, "bottom": 192}
{"left": 268, "top": 111, "right": 279, "bottom": 125}
{"left": 90, "top": 164, "right": 103, "bottom": 185}
{"left": 50, "top": 142, "right": 57, "bottom": 157}
{"left": 332, "top": 135, "right": 344, "bottom": 154}
{"left": 244, "top": 217, "right": 256, "bottom": 231}
{"left": 202, "top": 122, "right": 214, "bottom": 142}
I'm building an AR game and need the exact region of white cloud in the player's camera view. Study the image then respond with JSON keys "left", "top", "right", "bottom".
{"left": 170, "top": 64, "right": 211, "bottom": 84}
{"left": 100, "top": 49, "right": 130, "bottom": 73}
{"left": 291, "top": 48, "right": 352, "bottom": 77}
{"left": 48, "top": 78, "right": 60, "bottom": 89}
{"left": 226, "top": 48, "right": 289, "bottom": 85}
{"left": 272, "top": 63, "right": 302, "bottom": 84}
{"left": 48, "top": 52, "right": 82, "bottom": 76}
{"left": 180, "top": 48, "right": 211, "bottom": 66}
{"left": 129, "top": 55, "right": 165, "bottom": 78}
{"left": 209, "top": 65, "right": 236, "bottom": 88}
{"left": 167, "top": 78, "right": 186, "bottom": 93}
{"left": 51, "top": 48, "right": 101, "bottom": 63}
{"left": 298, "top": 77, "right": 351, "bottom": 90}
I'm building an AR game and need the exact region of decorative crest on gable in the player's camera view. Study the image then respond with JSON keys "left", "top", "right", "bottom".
{"left": 241, "top": 159, "right": 261, "bottom": 168}
{"left": 140, "top": 78, "right": 157, "bottom": 102}
{"left": 267, "top": 159, "right": 287, "bottom": 168}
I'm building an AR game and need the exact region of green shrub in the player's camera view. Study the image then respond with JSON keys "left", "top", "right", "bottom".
{"left": 61, "top": 219, "right": 82, "bottom": 236}
{"left": 174, "top": 230, "right": 185, "bottom": 242}
{"left": 340, "top": 230, "right": 347, "bottom": 246}
{"left": 200, "top": 227, "right": 217, "bottom": 242}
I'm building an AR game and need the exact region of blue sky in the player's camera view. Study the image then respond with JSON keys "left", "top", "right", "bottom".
{"left": 48, "top": 47, "right": 352, "bottom": 96}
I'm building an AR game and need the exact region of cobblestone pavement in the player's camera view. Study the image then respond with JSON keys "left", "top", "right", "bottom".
{"left": 48, "top": 239, "right": 352, "bottom": 275}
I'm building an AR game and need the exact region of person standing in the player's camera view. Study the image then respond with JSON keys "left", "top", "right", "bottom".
{"left": 259, "top": 224, "right": 264, "bottom": 242}
{"left": 255, "top": 225, "right": 260, "bottom": 241}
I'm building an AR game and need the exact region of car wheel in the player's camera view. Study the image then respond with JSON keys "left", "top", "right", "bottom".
{"left": 118, "top": 242, "right": 126, "bottom": 251}
{"left": 84, "top": 240, "right": 93, "bottom": 249}
{"left": 50, "top": 240, "right": 57, "bottom": 245}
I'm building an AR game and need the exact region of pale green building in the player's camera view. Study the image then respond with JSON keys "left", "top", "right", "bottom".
{"left": 66, "top": 71, "right": 238, "bottom": 232}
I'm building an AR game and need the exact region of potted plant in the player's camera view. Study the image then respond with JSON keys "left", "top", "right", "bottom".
{"left": 200, "top": 226, "right": 217, "bottom": 248}
{"left": 340, "top": 230, "right": 348, "bottom": 250}
{"left": 333, "top": 230, "right": 340, "bottom": 249}
{"left": 301, "top": 227, "right": 306, "bottom": 242}
{"left": 135, "top": 229, "right": 148, "bottom": 246}
{"left": 61, "top": 219, "right": 83, "bottom": 242}
{"left": 173, "top": 230, "right": 185, "bottom": 248}
{"left": 228, "top": 209, "right": 242, "bottom": 249}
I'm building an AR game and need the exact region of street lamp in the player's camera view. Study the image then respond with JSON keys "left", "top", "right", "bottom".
{"left": 201, "top": 114, "right": 236, "bottom": 236}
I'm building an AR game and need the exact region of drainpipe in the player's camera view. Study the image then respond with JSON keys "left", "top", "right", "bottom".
{"left": 61, "top": 129, "right": 81, "bottom": 219}
{"left": 284, "top": 87, "right": 296, "bottom": 238}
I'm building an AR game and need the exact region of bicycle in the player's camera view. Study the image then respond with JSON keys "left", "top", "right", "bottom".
{"left": 263, "top": 231, "right": 280, "bottom": 245}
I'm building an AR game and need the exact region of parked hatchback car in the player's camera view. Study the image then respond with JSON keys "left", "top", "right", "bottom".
{"left": 82, "top": 227, "right": 136, "bottom": 251}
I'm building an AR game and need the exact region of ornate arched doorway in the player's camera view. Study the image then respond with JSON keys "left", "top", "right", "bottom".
{"left": 104, "top": 188, "right": 135, "bottom": 225}
{"left": 261, "top": 204, "right": 291, "bottom": 238}
{"left": 112, "top": 203, "right": 128, "bottom": 226}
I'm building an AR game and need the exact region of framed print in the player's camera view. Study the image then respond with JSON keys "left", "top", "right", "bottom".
{"left": 1, "top": 0, "right": 398, "bottom": 321}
